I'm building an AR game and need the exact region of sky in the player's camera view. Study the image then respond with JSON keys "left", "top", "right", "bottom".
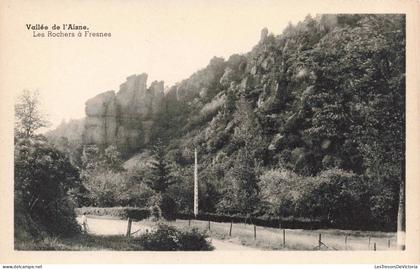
{"left": 3, "top": 0, "right": 315, "bottom": 129}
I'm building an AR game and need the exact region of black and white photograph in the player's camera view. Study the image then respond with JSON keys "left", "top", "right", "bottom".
{"left": 1, "top": 0, "right": 419, "bottom": 266}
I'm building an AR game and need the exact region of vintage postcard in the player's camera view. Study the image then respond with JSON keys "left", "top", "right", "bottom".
{"left": 0, "top": 0, "right": 419, "bottom": 265}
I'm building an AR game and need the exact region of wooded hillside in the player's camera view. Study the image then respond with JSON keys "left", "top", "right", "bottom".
{"left": 47, "top": 14, "right": 405, "bottom": 231}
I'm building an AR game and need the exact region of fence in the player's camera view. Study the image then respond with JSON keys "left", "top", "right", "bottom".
{"left": 176, "top": 212, "right": 328, "bottom": 230}
{"left": 179, "top": 218, "right": 396, "bottom": 251}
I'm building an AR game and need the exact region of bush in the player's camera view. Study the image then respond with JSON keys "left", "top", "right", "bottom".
{"left": 76, "top": 207, "right": 150, "bottom": 221}
{"left": 138, "top": 224, "right": 180, "bottom": 250}
{"left": 177, "top": 228, "right": 214, "bottom": 250}
{"left": 138, "top": 223, "right": 213, "bottom": 251}
{"left": 176, "top": 212, "right": 326, "bottom": 229}
{"left": 296, "top": 168, "right": 371, "bottom": 229}
{"left": 160, "top": 195, "right": 177, "bottom": 220}
{"left": 14, "top": 137, "right": 81, "bottom": 237}
{"left": 259, "top": 168, "right": 303, "bottom": 217}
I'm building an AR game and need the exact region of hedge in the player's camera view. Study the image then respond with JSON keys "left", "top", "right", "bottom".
{"left": 176, "top": 212, "right": 330, "bottom": 230}
{"left": 76, "top": 207, "right": 150, "bottom": 221}
{"left": 76, "top": 207, "right": 329, "bottom": 230}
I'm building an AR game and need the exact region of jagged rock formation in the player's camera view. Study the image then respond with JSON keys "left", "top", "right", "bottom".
{"left": 83, "top": 73, "right": 164, "bottom": 155}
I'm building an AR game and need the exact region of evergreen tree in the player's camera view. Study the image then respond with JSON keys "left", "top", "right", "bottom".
{"left": 146, "top": 139, "right": 175, "bottom": 194}
{"left": 217, "top": 98, "right": 263, "bottom": 217}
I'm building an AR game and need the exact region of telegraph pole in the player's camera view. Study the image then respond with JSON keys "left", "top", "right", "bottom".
{"left": 194, "top": 148, "right": 198, "bottom": 218}
{"left": 397, "top": 179, "right": 405, "bottom": 250}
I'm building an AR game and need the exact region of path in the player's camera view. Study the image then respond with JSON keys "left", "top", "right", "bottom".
{"left": 77, "top": 216, "right": 258, "bottom": 251}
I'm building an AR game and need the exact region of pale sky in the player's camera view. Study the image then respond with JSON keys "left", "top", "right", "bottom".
{"left": 3, "top": 0, "right": 315, "bottom": 129}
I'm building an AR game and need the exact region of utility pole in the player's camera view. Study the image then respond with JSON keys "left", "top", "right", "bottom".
{"left": 194, "top": 148, "right": 198, "bottom": 218}
{"left": 397, "top": 179, "right": 405, "bottom": 250}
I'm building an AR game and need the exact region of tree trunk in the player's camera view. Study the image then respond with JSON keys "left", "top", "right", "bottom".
{"left": 396, "top": 179, "right": 405, "bottom": 250}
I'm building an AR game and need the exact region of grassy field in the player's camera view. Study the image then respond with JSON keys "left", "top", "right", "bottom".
{"left": 141, "top": 219, "right": 397, "bottom": 251}
{"left": 15, "top": 233, "right": 146, "bottom": 251}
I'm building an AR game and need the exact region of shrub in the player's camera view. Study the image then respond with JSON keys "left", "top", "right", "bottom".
{"left": 138, "top": 223, "right": 213, "bottom": 251}
{"left": 177, "top": 228, "right": 214, "bottom": 250}
{"left": 259, "top": 168, "right": 303, "bottom": 217}
{"left": 125, "top": 208, "right": 151, "bottom": 220}
{"left": 160, "top": 195, "right": 177, "bottom": 220}
{"left": 150, "top": 205, "right": 162, "bottom": 221}
{"left": 296, "top": 168, "right": 371, "bottom": 229}
{"left": 76, "top": 207, "right": 150, "bottom": 221}
{"left": 175, "top": 212, "right": 325, "bottom": 229}
{"left": 14, "top": 137, "right": 81, "bottom": 237}
{"left": 138, "top": 224, "right": 180, "bottom": 250}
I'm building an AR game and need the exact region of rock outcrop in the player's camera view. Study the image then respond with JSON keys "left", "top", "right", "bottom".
{"left": 83, "top": 73, "right": 164, "bottom": 155}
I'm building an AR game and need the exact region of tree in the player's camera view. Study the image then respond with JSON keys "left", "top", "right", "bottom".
{"left": 217, "top": 98, "right": 264, "bottom": 217}
{"left": 79, "top": 145, "right": 138, "bottom": 207}
{"left": 232, "top": 97, "right": 265, "bottom": 160}
{"left": 102, "top": 145, "right": 125, "bottom": 172}
{"left": 259, "top": 168, "right": 303, "bottom": 217}
{"left": 297, "top": 169, "right": 371, "bottom": 228}
{"left": 146, "top": 139, "right": 175, "bottom": 194}
{"left": 15, "top": 89, "right": 49, "bottom": 138}
{"left": 14, "top": 90, "right": 81, "bottom": 239}
{"left": 14, "top": 137, "right": 81, "bottom": 236}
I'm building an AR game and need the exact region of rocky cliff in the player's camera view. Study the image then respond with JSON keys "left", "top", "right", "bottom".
{"left": 49, "top": 14, "right": 404, "bottom": 176}
{"left": 83, "top": 73, "right": 164, "bottom": 155}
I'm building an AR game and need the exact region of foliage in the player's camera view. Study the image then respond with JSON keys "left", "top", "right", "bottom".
{"left": 176, "top": 212, "right": 326, "bottom": 230}
{"left": 80, "top": 145, "right": 155, "bottom": 208}
{"left": 259, "top": 168, "right": 304, "bottom": 217}
{"left": 15, "top": 234, "right": 147, "bottom": 251}
{"left": 138, "top": 223, "right": 213, "bottom": 251}
{"left": 81, "top": 169, "right": 155, "bottom": 207}
{"left": 81, "top": 145, "right": 125, "bottom": 173}
{"left": 176, "top": 227, "right": 214, "bottom": 250}
{"left": 46, "top": 14, "right": 405, "bottom": 231}
{"left": 15, "top": 137, "right": 81, "bottom": 237}
{"left": 216, "top": 99, "right": 264, "bottom": 216}
{"left": 14, "top": 89, "right": 50, "bottom": 138}
{"left": 45, "top": 118, "right": 85, "bottom": 167}
{"left": 76, "top": 207, "right": 150, "bottom": 221}
{"left": 297, "top": 169, "right": 372, "bottom": 228}
{"left": 167, "top": 164, "right": 194, "bottom": 213}
{"left": 216, "top": 148, "right": 261, "bottom": 216}
{"left": 146, "top": 139, "right": 176, "bottom": 194}
{"left": 102, "top": 145, "right": 125, "bottom": 172}
{"left": 159, "top": 195, "right": 177, "bottom": 220}
{"left": 83, "top": 170, "right": 126, "bottom": 207}
{"left": 138, "top": 224, "right": 180, "bottom": 250}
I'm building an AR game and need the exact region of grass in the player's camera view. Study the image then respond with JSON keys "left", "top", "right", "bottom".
{"left": 15, "top": 219, "right": 213, "bottom": 251}
{"left": 15, "top": 233, "right": 146, "bottom": 251}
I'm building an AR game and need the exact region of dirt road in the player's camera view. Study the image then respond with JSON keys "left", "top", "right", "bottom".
{"left": 77, "top": 216, "right": 257, "bottom": 251}
{"left": 77, "top": 216, "right": 396, "bottom": 251}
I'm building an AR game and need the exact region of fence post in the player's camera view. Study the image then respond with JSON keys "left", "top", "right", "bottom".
{"left": 318, "top": 233, "right": 322, "bottom": 249}
{"left": 208, "top": 220, "right": 211, "bottom": 231}
{"left": 388, "top": 239, "right": 391, "bottom": 248}
{"left": 188, "top": 219, "right": 191, "bottom": 227}
{"left": 374, "top": 242, "right": 376, "bottom": 251}
{"left": 254, "top": 225, "right": 256, "bottom": 240}
{"left": 229, "top": 220, "right": 233, "bottom": 236}
{"left": 368, "top": 236, "right": 371, "bottom": 249}
{"left": 126, "top": 217, "right": 132, "bottom": 237}
{"left": 283, "top": 229, "right": 286, "bottom": 246}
